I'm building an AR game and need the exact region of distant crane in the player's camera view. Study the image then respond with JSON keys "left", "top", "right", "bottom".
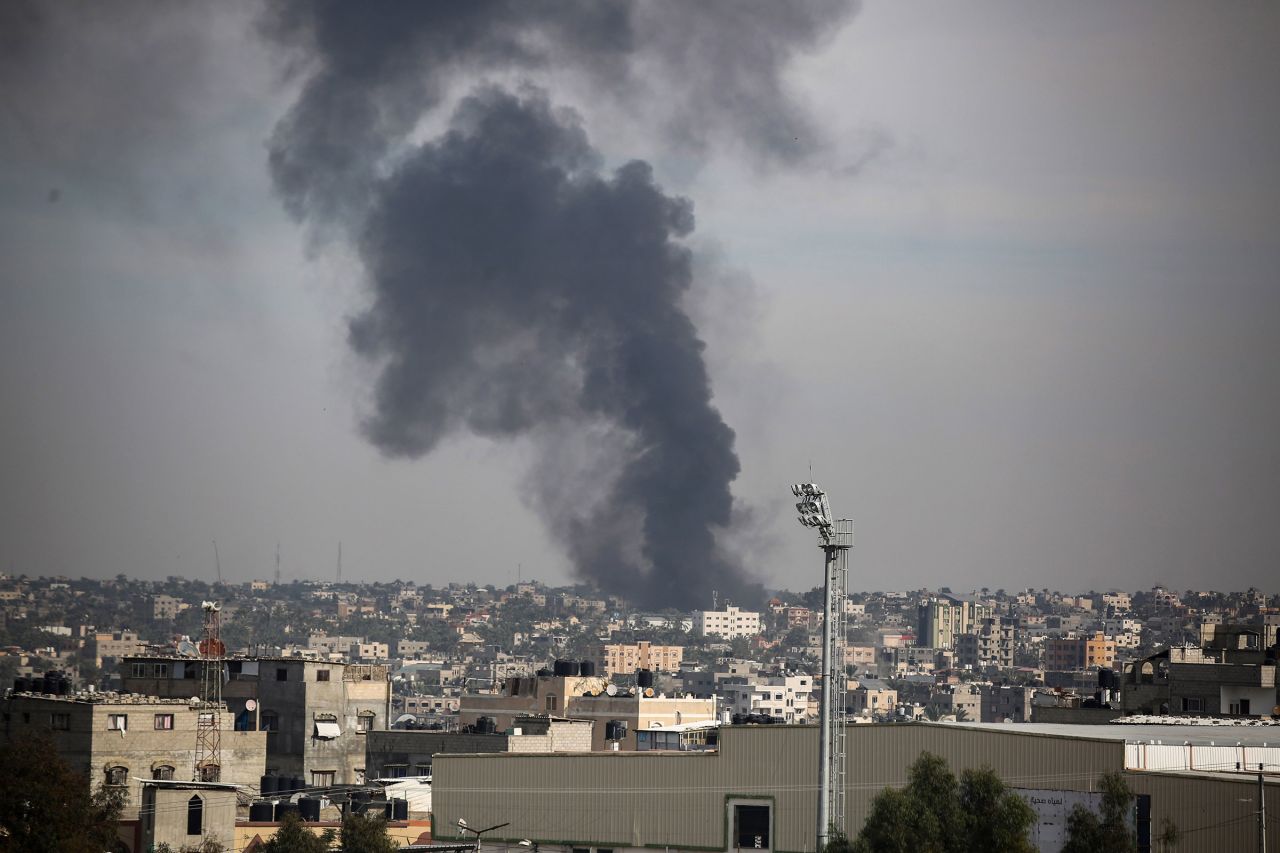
{"left": 791, "top": 481, "right": 853, "bottom": 852}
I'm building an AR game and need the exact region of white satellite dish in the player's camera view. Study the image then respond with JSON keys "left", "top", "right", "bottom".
{"left": 245, "top": 699, "right": 258, "bottom": 712}
{"left": 605, "top": 683, "right": 618, "bottom": 696}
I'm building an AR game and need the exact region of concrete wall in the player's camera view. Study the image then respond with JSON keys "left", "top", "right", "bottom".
{"left": 123, "top": 657, "right": 390, "bottom": 784}
{"left": 1, "top": 694, "right": 266, "bottom": 820}
{"left": 141, "top": 785, "right": 237, "bottom": 852}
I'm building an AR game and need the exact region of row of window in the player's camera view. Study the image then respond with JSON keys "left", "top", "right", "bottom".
{"left": 129, "top": 663, "right": 335, "bottom": 682}
{"left": 105, "top": 713, "right": 174, "bottom": 731}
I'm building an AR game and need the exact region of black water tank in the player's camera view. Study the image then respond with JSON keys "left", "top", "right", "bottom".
{"left": 298, "top": 797, "right": 322, "bottom": 822}
{"left": 249, "top": 802, "right": 274, "bottom": 822}
{"left": 579, "top": 660, "right": 596, "bottom": 677}
{"left": 553, "top": 659, "right": 576, "bottom": 676}
{"left": 350, "top": 790, "right": 370, "bottom": 815}
{"left": 536, "top": 667, "right": 552, "bottom": 677}
{"left": 475, "top": 716, "right": 496, "bottom": 734}
{"left": 393, "top": 799, "right": 408, "bottom": 820}
{"left": 260, "top": 775, "right": 278, "bottom": 794}
{"left": 294, "top": 777, "right": 307, "bottom": 794}
{"left": 275, "top": 802, "right": 299, "bottom": 821}
{"left": 13, "top": 677, "right": 28, "bottom": 693}
{"left": 55, "top": 678, "right": 69, "bottom": 695}
{"left": 636, "top": 669, "right": 654, "bottom": 688}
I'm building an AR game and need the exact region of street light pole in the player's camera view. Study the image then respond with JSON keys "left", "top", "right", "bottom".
{"left": 791, "top": 482, "right": 852, "bottom": 853}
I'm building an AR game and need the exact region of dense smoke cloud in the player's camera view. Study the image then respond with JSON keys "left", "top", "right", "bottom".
{"left": 264, "top": 2, "right": 856, "bottom": 607}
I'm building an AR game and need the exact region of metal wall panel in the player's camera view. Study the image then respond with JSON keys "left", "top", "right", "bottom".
{"left": 433, "top": 723, "right": 1274, "bottom": 853}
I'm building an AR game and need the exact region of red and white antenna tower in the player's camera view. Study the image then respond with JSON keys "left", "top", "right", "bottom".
{"left": 194, "top": 600, "right": 224, "bottom": 782}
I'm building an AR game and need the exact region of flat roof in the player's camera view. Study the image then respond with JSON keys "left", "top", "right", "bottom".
{"left": 942, "top": 720, "right": 1280, "bottom": 747}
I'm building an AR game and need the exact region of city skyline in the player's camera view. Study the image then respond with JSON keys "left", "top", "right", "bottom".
{"left": 3, "top": 2, "right": 1279, "bottom": 598}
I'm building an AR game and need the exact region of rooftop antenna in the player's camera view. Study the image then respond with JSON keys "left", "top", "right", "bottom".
{"left": 712, "top": 589, "right": 718, "bottom": 611}
{"left": 194, "top": 600, "right": 224, "bottom": 782}
{"left": 212, "top": 539, "right": 223, "bottom": 586}
{"left": 274, "top": 543, "right": 281, "bottom": 587}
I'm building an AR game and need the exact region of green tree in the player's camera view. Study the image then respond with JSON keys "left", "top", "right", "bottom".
{"left": 258, "top": 811, "right": 333, "bottom": 853}
{"left": 341, "top": 811, "right": 400, "bottom": 853}
{"left": 1060, "top": 772, "right": 1138, "bottom": 853}
{"left": 0, "top": 731, "right": 126, "bottom": 853}
{"left": 851, "top": 752, "right": 1034, "bottom": 853}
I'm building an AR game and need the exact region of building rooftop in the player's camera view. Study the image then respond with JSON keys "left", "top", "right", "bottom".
{"left": 943, "top": 720, "right": 1280, "bottom": 747}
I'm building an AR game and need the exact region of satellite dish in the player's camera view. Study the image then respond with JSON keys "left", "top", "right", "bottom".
{"left": 605, "top": 683, "right": 617, "bottom": 696}
{"left": 644, "top": 687, "right": 655, "bottom": 698}
{"left": 245, "top": 699, "right": 258, "bottom": 711}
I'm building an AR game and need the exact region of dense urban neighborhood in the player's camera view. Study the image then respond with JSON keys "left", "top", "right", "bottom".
{"left": 1, "top": 572, "right": 1276, "bottom": 851}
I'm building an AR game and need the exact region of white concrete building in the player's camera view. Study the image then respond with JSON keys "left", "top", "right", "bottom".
{"left": 692, "top": 605, "right": 761, "bottom": 639}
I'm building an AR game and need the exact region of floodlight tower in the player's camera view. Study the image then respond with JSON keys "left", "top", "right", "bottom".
{"left": 194, "top": 600, "right": 224, "bottom": 782}
{"left": 791, "top": 482, "right": 853, "bottom": 852}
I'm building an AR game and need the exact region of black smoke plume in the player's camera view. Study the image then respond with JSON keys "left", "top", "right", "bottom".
{"left": 263, "top": 2, "right": 856, "bottom": 608}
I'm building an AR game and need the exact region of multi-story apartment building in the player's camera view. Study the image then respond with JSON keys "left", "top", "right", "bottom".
{"left": 0, "top": 691, "right": 266, "bottom": 850}
{"left": 917, "top": 593, "right": 992, "bottom": 650}
{"left": 1099, "top": 591, "right": 1132, "bottom": 612}
{"left": 1043, "top": 632, "right": 1116, "bottom": 671}
{"left": 459, "top": 673, "right": 716, "bottom": 751}
{"left": 152, "top": 595, "right": 187, "bottom": 621}
{"left": 692, "top": 605, "right": 762, "bottom": 639}
{"left": 598, "top": 640, "right": 684, "bottom": 677}
{"left": 719, "top": 674, "right": 813, "bottom": 722}
{"left": 955, "top": 617, "right": 1015, "bottom": 671}
{"left": 92, "top": 630, "right": 146, "bottom": 667}
{"left": 396, "top": 639, "right": 434, "bottom": 659}
{"left": 122, "top": 656, "right": 390, "bottom": 786}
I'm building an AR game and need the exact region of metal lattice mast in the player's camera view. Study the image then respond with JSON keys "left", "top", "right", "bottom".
{"left": 792, "top": 483, "right": 853, "bottom": 852}
{"left": 194, "top": 601, "right": 223, "bottom": 782}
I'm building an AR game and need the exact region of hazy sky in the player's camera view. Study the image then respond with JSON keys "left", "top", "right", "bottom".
{"left": 2, "top": 2, "right": 1278, "bottom": 599}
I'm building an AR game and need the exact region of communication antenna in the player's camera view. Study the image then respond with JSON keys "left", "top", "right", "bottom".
{"left": 790, "top": 481, "right": 853, "bottom": 852}
{"left": 212, "top": 539, "right": 223, "bottom": 586}
{"left": 337, "top": 541, "right": 342, "bottom": 584}
{"left": 274, "top": 543, "right": 281, "bottom": 587}
{"left": 194, "top": 601, "right": 224, "bottom": 782}
{"left": 711, "top": 589, "right": 718, "bottom": 611}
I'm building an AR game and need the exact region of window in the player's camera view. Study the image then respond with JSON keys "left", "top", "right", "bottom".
{"left": 311, "top": 770, "right": 335, "bottom": 787}
{"left": 357, "top": 712, "right": 375, "bottom": 732}
{"left": 187, "top": 795, "right": 203, "bottom": 835}
{"left": 260, "top": 711, "right": 279, "bottom": 732}
{"left": 153, "top": 765, "right": 175, "bottom": 780}
{"left": 108, "top": 714, "right": 128, "bottom": 732}
{"left": 545, "top": 695, "right": 558, "bottom": 712}
{"left": 131, "top": 662, "right": 147, "bottom": 678}
{"left": 384, "top": 764, "right": 408, "bottom": 778}
{"left": 416, "top": 764, "right": 431, "bottom": 777}
{"left": 1182, "top": 697, "right": 1203, "bottom": 713}
{"left": 276, "top": 668, "right": 288, "bottom": 681}
{"left": 153, "top": 663, "right": 169, "bottom": 678}
{"left": 734, "top": 803, "right": 771, "bottom": 849}
{"left": 154, "top": 714, "right": 174, "bottom": 730}
{"left": 199, "top": 763, "right": 220, "bottom": 783}
{"left": 316, "top": 669, "right": 330, "bottom": 682}
{"left": 50, "top": 712, "right": 70, "bottom": 730}
{"left": 106, "top": 766, "right": 129, "bottom": 786}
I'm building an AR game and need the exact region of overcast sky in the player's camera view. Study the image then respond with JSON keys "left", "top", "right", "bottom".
{"left": 2, "top": 2, "right": 1277, "bottom": 599}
